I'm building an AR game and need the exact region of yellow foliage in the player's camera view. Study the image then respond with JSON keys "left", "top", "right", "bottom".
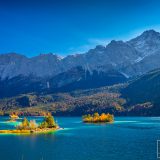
{"left": 82, "top": 112, "right": 114, "bottom": 123}
{"left": 29, "top": 120, "right": 38, "bottom": 129}
{"left": 9, "top": 112, "right": 19, "bottom": 119}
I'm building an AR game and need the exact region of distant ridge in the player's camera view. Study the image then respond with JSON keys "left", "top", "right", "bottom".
{"left": 1, "top": 29, "right": 160, "bottom": 97}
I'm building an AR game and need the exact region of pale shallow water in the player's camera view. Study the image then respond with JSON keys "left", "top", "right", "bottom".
{"left": 0, "top": 116, "right": 159, "bottom": 160}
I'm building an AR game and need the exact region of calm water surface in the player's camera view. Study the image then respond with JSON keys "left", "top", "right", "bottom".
{"left": 0, "top": 116, "right": 159, "bottom": 160}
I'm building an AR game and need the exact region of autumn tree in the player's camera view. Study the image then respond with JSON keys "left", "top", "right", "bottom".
{"left": 29, "top": 120, "right": 38, "bottom": 129}
{"left": 17, "top": 117, "right": 30, "bottom": 130}
{"left": 39, "top": 114, "right": 57, "bottom": 129}
{"left": 82, "top": 112, "right": 114, "bottom": 123}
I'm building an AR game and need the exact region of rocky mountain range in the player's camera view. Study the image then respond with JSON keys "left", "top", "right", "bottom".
{"left": 1, "top": 29, "right": 160, "bottom": 97}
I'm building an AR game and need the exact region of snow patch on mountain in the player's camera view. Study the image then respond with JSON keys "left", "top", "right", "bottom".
{"left": 134, "top": 56, "right": 145, "bottom": 63}
{"left": 119, "top": 72, "right": 130, "bottom": 79}
{"left": 1, "top": 29, "right": 160, "bottom": 80}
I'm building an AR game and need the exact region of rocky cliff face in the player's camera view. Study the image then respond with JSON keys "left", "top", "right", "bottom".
{"left": 128, "top": 30, "right": 160, "bottom": 56}
{"left": 1, "top": 30, "right": 160, "bottom": 80}
{"left": 0, "top": 53, "right": 63, "bottom": 79}
{"left": 1, "top": 29, "right": 160, "bottom": 97}
{"left": 122, "top": 30, "right": 160, "bottom": 76}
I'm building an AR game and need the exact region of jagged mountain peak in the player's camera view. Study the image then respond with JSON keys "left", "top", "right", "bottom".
{"left": 33, "top": 53, "right": 62, "bottom": 60}
{"left": 128, "top": 29, "right": 160, "bottom": 56}
{"left": 135, "top": 29, "right": 160, "bottom": 43}
{"left": 94, "top": 45, "right": 106, "bottom": 50}
{"left": 1, "top": 29, "right": 160, "bottom": 80}
{"left": 86, "top": 45, "right": 105, "bottom": 54}
{"left": 0, "top": 52, "right": 27, "bottom": 59}
{"left": 129, "top": 29, "right": 160, "bottom": 43}
{"left": 108, "top": 40, "right": 124, "bottom": 46}
{"left": 141, "top": 29, "right": 160, "bottom": 37}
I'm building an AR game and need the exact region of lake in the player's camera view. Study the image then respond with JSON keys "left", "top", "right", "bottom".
{"left": 0, "top": 116, "right": 159, "bottom": 160}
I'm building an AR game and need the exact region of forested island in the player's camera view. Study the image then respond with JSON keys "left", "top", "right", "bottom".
{"left": 82, "top": 112, "right": 114, "bottom": 123}
{"left": 9, "top": 112, "right": 19, "bottom": 119}
{"left": 0, "top": 114, "right": 59, "bottom": 134}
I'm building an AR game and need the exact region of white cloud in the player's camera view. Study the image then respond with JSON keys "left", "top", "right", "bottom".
{"left": 66, "top": 38, "right": 110, "bottom": 55}
{"left": 88, "top": 38, "right": 110, "bottom": 46}
{"left": 66, "top": 25, "right": 160, "bottom": 55}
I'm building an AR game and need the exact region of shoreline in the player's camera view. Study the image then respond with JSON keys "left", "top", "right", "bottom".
{"left": 83, "top": 121, "right": 114, "bottom": 124}
{"left": 83, "top": 120, "right": 114, "bottom": 124}
{"left": 0, "top": 127, "right": 60, "bottom": 135}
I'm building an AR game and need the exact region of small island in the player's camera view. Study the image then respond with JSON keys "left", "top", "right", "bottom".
{"left": 9, "top": 112, "right": 19, "bottom": 119}
{"left": 7, "top": 112, "right": 20, "bottom": 122}
{"left": 82, "top": 112, "right": 114, "bottom": 123}
{"left": 0, "top": 114, "right": 59, "bottom": 134}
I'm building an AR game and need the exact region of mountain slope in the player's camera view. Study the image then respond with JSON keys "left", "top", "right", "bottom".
{"left": 123, "top": 29, "right": 160, "bottom": 76}
{"left": 0, "top": 67, "right": 127, "bottom": 98}
{"left": 128, "top": 30, "right": 160, "bottom": 57}
{"left": 1, "top": 29, "right": 160, "bottom": 98}
{"left": 2, "top": 67, "right": 160, "bottom": 116}
{"left": 0, "top": 84, "right": 126, "bottom": 116}
{"left": 1, "top": 29, "right": 160, "bottom": 80}
{"left": 0, "top": 40, "right": 139, "bottom": 79}
{"left": 122, "top": 68, "right": 160, "bottom": 105}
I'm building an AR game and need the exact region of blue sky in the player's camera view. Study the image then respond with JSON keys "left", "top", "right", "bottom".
{"left": 0, "top": 0, "right": 160, "bottom": 57}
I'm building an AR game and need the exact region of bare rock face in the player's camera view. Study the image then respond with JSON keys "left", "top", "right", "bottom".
{"left": 0, "top": 53, "right": 62, "bottom": 80}
{"left": 27, "top": 53, "right": 62, "bottom": 78}
{"left": 1, "top": 29, "right": 160, "bottom": 91}
{"left": 128, "top": 30, "right": 160, "bottom": 56}
{"left": 124, "top": 29, "right": 160, "bottom": 76}
{"left": 0, "top": 53, "right": 28, "bottom": 79}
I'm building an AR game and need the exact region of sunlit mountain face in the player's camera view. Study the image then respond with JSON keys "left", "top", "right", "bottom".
{"left": 0, "top": 29, "right": 160, "bottom": 97}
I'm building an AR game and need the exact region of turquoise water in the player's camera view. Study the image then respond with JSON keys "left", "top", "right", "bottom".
{"left": 0, "top": 116, "right": 160, "bottom": 160}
